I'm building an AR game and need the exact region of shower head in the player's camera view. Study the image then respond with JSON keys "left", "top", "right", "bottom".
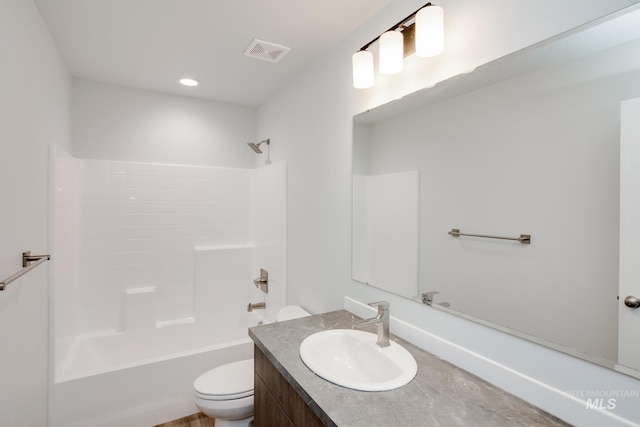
{"left": 247, "top": 139, "right": 270, "bottom": 154}
{"left": 247, "top": 142, "right": 262, "bottom": 153}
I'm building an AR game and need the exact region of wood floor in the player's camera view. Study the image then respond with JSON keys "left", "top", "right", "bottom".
{"left": 154, "top": 412, "right": 215, "bottom": 427}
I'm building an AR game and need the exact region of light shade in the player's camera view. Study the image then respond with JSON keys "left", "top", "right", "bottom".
{"left": 379, "top": 30, "right": 404, "bottom": 74}
{"left": 352, "top": 50, "right": 375, "bottom": 89}
{"left": 415, "top": 5, "right": 444, "bottom": 57}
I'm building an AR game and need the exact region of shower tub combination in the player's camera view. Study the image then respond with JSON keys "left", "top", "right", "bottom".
{"left": 50, "top": 148, "right": 286, "bottom": 427}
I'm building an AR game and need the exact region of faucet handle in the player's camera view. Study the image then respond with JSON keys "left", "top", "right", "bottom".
{"left": 421, "top": 291, "right": 439, "bottom": 305}
{"left": 368, "top": 301, "right": 389, "bottom": 313}
{"left": 368, "top": 300, "right": 389, "bottom": 308}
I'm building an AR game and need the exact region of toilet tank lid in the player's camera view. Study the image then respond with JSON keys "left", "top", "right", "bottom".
{"left": 194, "top": 359, "right": 254, "bottom": 397}
{"left": 276, "top": 305, "right": 311, "bottom": 322}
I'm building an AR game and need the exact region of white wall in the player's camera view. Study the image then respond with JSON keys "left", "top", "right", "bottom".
{"left": 0, "top": 0, "right": 70, "bottom": 425}
{"left": 256, "top": 0, "right": 640, "bottom": 425}
{"left": 72, "top": 79, "right": 257, "bottom": 168}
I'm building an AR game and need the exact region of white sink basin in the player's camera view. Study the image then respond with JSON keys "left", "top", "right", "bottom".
{"left": 299, "top": 329, "right": 417, "bottom": 391}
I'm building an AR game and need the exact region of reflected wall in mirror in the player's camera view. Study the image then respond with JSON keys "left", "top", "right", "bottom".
{"left": 352, "top": 5, "right": 640, "bottom": 379}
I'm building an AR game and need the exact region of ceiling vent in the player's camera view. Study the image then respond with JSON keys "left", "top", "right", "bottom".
{"left": 243, "top": 39, "right": 291, "bottom": 63}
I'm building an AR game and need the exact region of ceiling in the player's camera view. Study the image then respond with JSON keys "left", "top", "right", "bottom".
{"left": 34, "top": 0, "right": 394, "bottom": 106}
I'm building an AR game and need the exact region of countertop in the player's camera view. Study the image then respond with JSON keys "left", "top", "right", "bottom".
{"left": 248, "top": 309, "right": 570, "bottom": 427}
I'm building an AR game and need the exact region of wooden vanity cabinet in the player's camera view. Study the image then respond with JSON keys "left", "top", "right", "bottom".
{"left": 254, "top": 345, "right": 326, "bottom": 427}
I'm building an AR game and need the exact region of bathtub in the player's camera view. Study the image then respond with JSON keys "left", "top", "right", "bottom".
{"left": 49, "top": 312, "right": 269, "bottom": 427}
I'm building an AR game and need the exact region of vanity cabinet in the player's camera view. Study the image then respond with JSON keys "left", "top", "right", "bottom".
{"left": 254, "top": 345, "right": 326, "bottom": 427}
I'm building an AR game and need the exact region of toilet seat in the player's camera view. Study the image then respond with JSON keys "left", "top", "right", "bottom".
{"left": 194, "top": 359, "right": 254, "bottom": 401}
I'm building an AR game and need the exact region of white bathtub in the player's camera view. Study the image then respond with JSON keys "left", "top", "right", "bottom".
{"left": 49, "top": 312, "right": 269, "bottom": 427}
{"left": 49, "top": 330, "right": 253, "bottom": 427}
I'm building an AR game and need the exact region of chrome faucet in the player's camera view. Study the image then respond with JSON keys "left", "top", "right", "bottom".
{"left": 353, "top": 301, "right": 390, "bottom": 347}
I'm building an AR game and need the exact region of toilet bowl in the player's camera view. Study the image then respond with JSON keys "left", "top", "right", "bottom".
{"left": 194, "top": 306, "right": 310, "bottom": 426}
{"left": 194, "top": 359, "right": 254, "bottom": 427}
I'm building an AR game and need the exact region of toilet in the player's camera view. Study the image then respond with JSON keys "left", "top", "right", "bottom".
{"left": 193, "top": 306, "right": 310, "bottom": 426}
{"left": 193, "top": 359, "right": 254, "bottom": 427}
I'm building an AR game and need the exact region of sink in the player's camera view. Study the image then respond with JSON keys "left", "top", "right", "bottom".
{"left": 299, "top": 329, "right": 417, "bottom": 391}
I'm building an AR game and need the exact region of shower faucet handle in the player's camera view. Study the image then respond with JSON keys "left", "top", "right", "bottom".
{"left": 253, "top": 268, "right": 268, "bottom": 293}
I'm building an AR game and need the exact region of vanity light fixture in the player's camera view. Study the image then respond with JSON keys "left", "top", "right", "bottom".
{"left": 179, "top": 77, "right": 199, "bottom": 87}
{"left": 352, "top": 2, "right": 444, "bottom": 88}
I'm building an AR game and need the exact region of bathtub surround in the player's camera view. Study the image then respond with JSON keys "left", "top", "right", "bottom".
{"left": 51, "top": 148, "right": 286, "bottom": 426}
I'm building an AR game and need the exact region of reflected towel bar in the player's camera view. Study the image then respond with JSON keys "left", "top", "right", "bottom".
{"left": 448, "top": 228, "right": 531, "bottom": 245}
{"left": 0, "top": 251, "right": 51, "bottom": 291}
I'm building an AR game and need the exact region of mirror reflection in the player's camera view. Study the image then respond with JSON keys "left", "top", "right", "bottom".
{"left": 353, "top": 5, "right": 640, "bottom": 378}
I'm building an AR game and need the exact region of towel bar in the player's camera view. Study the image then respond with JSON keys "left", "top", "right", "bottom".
{"left": 448, "top": 228, "right": 531, "bottom": 244}
{"left": 0, "top": 251, "right": 51, "bottom": 291}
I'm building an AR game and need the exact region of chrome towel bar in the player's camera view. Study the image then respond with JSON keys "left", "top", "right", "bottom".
{"left": 448, "top": 228, "right": 531, "bottom": 245}
{"left": 0, "top": 251, "right": 51, "bottom": 291}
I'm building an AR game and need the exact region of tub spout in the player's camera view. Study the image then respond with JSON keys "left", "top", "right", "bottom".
{"left": 247, "top": 302, "right": 266, "bottom": 312}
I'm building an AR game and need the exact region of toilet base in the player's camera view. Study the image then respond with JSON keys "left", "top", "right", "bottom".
{"left": 213, "top": 415, "right": 253, "bottom": 427}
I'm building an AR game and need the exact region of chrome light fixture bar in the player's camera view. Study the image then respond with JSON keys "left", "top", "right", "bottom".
{"left": 352, "top": 2, "right": 444, "bottom": 89}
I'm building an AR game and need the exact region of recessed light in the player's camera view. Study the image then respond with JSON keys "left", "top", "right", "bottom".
{"left": 179, "top": 78, "right": 199, "bottom": 87}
